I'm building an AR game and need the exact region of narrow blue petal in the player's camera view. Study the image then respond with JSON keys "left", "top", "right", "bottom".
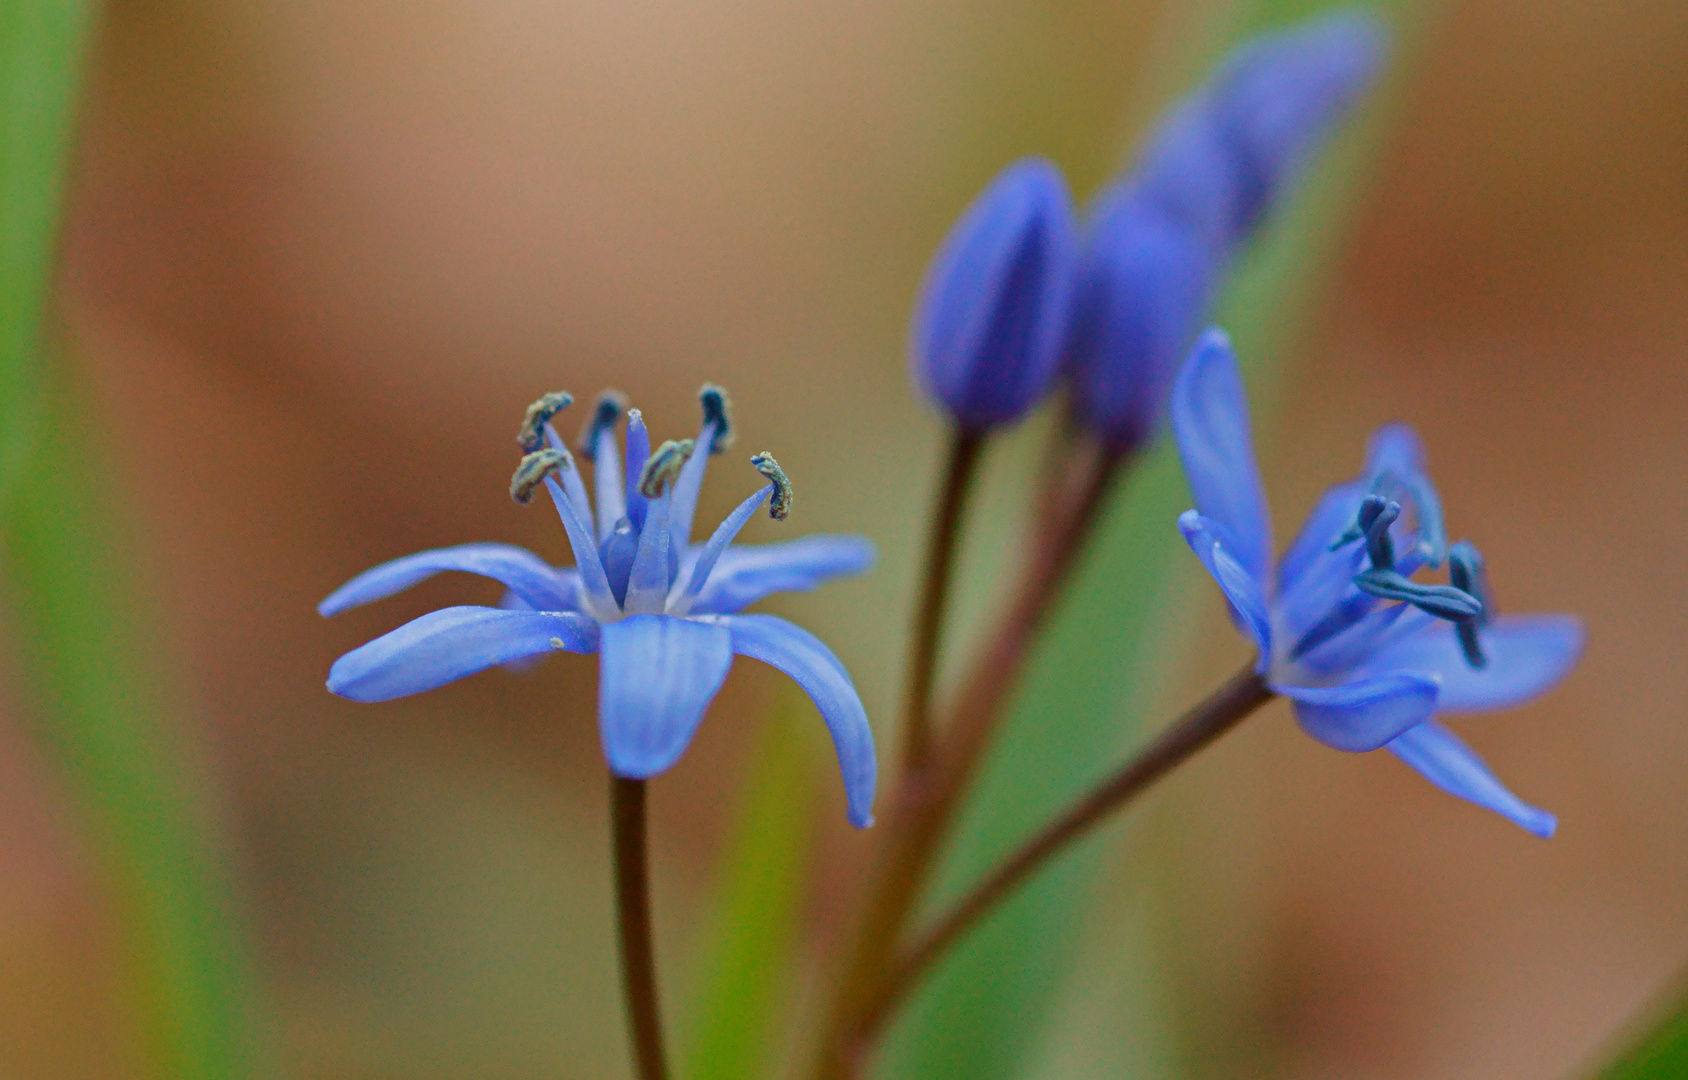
{"left": 543, "top": 426, "right": 597, "bottom": 540}
{"left": 327, "top": 606, "right": 599, "bottom": 702}
{"left": 544, "top": 475, "right": 620, "bottom": 618}
{"left": 598, "top": 614, "right": 733, "bottom": 778}
{"left": 1171, "top": 331, "right": 1273, "bottom": 582}
{"left": 688, "top": 535, "right": 878, "bottom": 615}
{"left": 671, "top": 484, "right": 771, "bottom": 613}
{"left": 1292, "top": 601, "right": 1407, "bottom": 676}
{"left": 318, "top": 543, "right": 577, "bottom": 617}
{"left": 1362, "top": 614, "right": 1584, "bottom": 713}
{"left": 912, "top": 157, "right": 1079, "bottom": 430}
{"left": 591, "top": 424, "right": 628, "bottom": 544}
{"left": 1387, "top": 721, "right": 1557, "bottom": 837}
{"left": 1277, "top": 671, "right": 1440, "bottom": 752}
{"left": 669, "top": 421, "right": 719, "bottom": 550}
{"left": 1067, "top": 187, "right": 1217, "bottom": 449}
{"left": 1277, "top": 480, "right": 1363, "bottom": 598}
{"left": 623, "top": 491, "right": 674, "bottom": 614}
{"left": 1180, "top": 511, "right": 1271, "bottom": 665}
{"left": 719, "top": 613, "right": 877, "bottom": 828}
{"left": 1364, "top": 422, "right": 1427, "bottom": 480}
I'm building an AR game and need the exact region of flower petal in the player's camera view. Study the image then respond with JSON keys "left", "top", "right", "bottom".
{"left": 544, "top": 474, "right": 620, "bottom": 618}
{"left": 1387, "top": 721, "right": 1557, "bottom": 837}
{"left": 1277, "top": 672, "right": 1440, "bottom": 752}
{"left": 598, "top": 614, "right": 734, "bottom": 778}
{"left": 318, "top": 543, "right": 578, "bottom": 617}
{"left": 1170, "top": 330, "right": 1273, "bottom": 582}
{"left": 1276, "top": 480, "right": 1363, "bottom": 601}
{"left": 689, "top": 535, "right": 877, "bottom": 614}
{"left": 1362, "top": 614, "right": 1584, "bottom": 713}
{"left": 668, "top": 484, "right": 772, "bottom": 614}
{"left": 623, "top": 491, "right": 674, "bottom": 615}
{"left": 668, "top": 420, "right": 720, "bottom": 549}
{"left": 718, "top": 614, "right": 876, "bottom": 827}
{"left": 326, "top": 606, "right": 599, "bottom": 702}
{"left": 589, "top": 423, "right": 628, "bottom": 544}
{"left": 1180, "top": 511, "right": 1271, "bottom": 664}
{"left": 1364, "top": 422, "right": 1427, "bottom": 478}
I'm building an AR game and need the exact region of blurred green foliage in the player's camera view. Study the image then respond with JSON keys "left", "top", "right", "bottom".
{"left": 1, "top": 2, "right": 265, "bottom": 1077}
{"left": 1595, "top": 977, "right": 1688, "bottom": 1080}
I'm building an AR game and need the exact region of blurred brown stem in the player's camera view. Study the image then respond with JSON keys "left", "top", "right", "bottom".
{"left": 812, "top": 434, "right": 1123, "bottom": 1080}
{"left": 852, "top": 665, "right": 1275, "bottom": 1046}
{"left": 900, "top": 428, "right": 986, "bottom": 774}
{"left": 613, "top": 776, "right": 670, "bottom": 1080}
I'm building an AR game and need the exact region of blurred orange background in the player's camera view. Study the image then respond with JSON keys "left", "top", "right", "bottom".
{"left": 0, "top": 0, "right": 1683, "bottom": 1076}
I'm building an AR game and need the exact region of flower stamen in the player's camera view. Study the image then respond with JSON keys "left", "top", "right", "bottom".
{"left": 700, "top": 384, "right": 735, "bottom": 454}
{"left": 511, "top": 447, "right": 571, "bottom": 504}
{"left": 638, "top": 439, "right": 695, "bottom": 497}
{"left": 517, "top": 391, "right": 574, "bottom": 453}
{"left": 751, "top": 453, "right": 791, "bottom": 520}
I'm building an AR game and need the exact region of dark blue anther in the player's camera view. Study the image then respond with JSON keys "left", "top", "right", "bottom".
{"left": 699, "top": 384, "right": 735, "bottom": 453}
{"left": 1353, "top": 568, "right": 1482, "bottom": 622}
{"left": 577, "top": 389, "right": 627, "bottom": 454}
{"left": 1362, "top": 496, "right": 1399, "bottom": 571}
{"left": 1448, "top": 540, "right": 1492, "bottom": 669}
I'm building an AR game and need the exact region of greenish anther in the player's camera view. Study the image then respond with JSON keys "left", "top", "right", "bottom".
{"left": 751, "top": 453, "right": 791, "bottom": 520}
{"left": 517, "top": 391, "right": 574, "bottom": 452}
{"left": 639, "top": 438, "right": 695, "bottom": 497}
{"left": 700, "top": 383, "right": 735, "bottom": 453}
{"left": 511, "top": 447, "right": 570, "bottom": 503}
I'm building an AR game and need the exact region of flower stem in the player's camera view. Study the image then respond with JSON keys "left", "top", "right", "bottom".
{"left": 900, "top": 428, "right": 986, "bottom": 774}
{"left": 853, "top": 665, "right": 1273, "bottom": 1054}
{"left": 612, "top": 776, "right": 670, "bottom": 1080}
{"left": 811, "top": 436, "right": 1121, "bottom": 1080}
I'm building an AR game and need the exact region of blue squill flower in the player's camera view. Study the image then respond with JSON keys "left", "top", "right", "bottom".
{"left": 321, "top": 386, "right": 879, "bottom": 827}
{"left": 911, "top": 156, "right": 1079, "bottom": 431}
{"left": 1171, "top": 330, "right": 1582, "bottom": 836}
{"left": 1070, "top": 10, "right": 1388, "bottom": 450}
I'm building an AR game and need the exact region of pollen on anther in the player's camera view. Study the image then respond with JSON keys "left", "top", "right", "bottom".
{"left": 577, "top": 389, "right": 628, "bottom": 453}
{"left": 750, "top": 452, "right": 792, "bottom": 520}
{"left": 549, "top": 636, "right": 566, "bottom": 649}
{"left": 511, "top": 447, "right": 571, "bottom": 504}
{"left": 517, "top": 391, "right": 575, "bottom": 453}
{"left": 638, "top": 439, "right": 695, "bottom": 497}
{"left": 699, "top": 383, "right": 735, "bottom": 453}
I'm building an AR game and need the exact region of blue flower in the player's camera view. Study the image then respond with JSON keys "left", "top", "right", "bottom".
{"left": 1171, "top": 330, "right": 1582, "bottom": 836}
{"left": 321, "top": 386, "right": 880, "bottom": 827}
{"left": 1069, "top": 10, "right": 1388, "bottom": 449}
{"left": 911, "top": 157, "right": 1079, "bottom": 431}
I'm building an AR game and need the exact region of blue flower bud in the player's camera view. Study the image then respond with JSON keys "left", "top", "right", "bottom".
{"left": 1067, "top": 185, "right": 1217, "bottom": 449}
{"left": 911, "top": 157, "right": 1078, "bottom": 431}
{"left": 1067, "top": 10, "right": 1387, "bottom": 449}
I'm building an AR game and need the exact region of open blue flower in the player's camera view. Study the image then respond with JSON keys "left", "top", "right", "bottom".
{"left": 1171, "top": 330, "right": 1582, "bottom": 836}
{"left": 321, "top": 386, "right": 879, "bottom": 827}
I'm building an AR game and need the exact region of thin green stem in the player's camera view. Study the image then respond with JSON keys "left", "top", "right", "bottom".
{"left": 849, "top": 666, "right": 1274, "bottom": 1052}
{"left": 810, "top": 436, "right": 1122, "bottom": 1080}
{"left": 900, "top": 428, "right": 986, "bottom": 775}
{"left": 612, "top": 776, "right": 670, "bottom": 1080}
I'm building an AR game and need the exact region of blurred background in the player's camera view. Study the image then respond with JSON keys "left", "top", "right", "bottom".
{"left": 2, "top": 0, "right": 1685, "bottom": 1076}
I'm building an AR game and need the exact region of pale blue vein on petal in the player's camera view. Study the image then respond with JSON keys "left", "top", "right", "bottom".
{"left": 674, "top": 484, "right": 772, "bottom": 611}
{"left": 1277, "top": 672, "right": 1440, "bottom": 753}
{"left": 318, "top": 542, "right": 577, "bottom": 616}
{"left": 1361, "top": 615, "right": 1585, "bottom": 713}
{"left": 1171, "top": 331, "right": 1273, "bottom": 580}
{"left": 327, "top": 606, "right": 600, "bottom": 702}
{"left": 720, "top": 613, "right": 877, "bottom": 828}
{"left": 690, "top": 535, "right": 878, "bottom": 615}
{"left": 1387, "top": 721, "right": 1557, "bottom": 837}
{"left": 598, "top": 615, "right": 733, "bottom": 778}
